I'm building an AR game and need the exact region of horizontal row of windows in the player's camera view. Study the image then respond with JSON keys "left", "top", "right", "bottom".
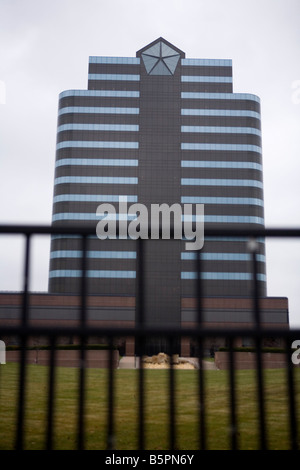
{"left": 51, "top": 235, "right": 92, "bottom": 241}
{"left": 49, "top": 250, "right": 265, "bottom": 263}
{"left": 56, "top": 141, "right": 139, "bottom": 150}
{"left": 53, "top": 194, "right": 138, "bottom": 203}
{"left": 181, "top": 252, "right": 265, "bottom": 261}
{"left": 52, "top": 212, "right": 264, "bottom": 225}
{"left": 181, "top": 178, "right": 263, "bottom": 188}
{"left": 205, "top": 236, "right": 265, "bottom": 243}
{"left": 181, "top": 126, "right": 261, "bottom": 136}
{"left": 182, "top": 92, "right": 260, "bottom": 103}
{"left": 49, "top": 270, "right": 136, "bottom": 279}
{"left": 56, "top": 141, "right": 261, "bottom": 152}
{"left": 87, "top": 57, "right": 232, "bottom": 67}
{"left": 181, "top": 272, "right": 266, "bottom": 281}
{"left": 55, "top": 158, "right": 138, "bottom": 168}
{"left": 181, "top": 76, "right": 232, "bottom": 83}
{"left": 181, "top": 196, "right": 263, "bottom": 206}
{"left": 58, "top": 107, "right": 139, "bottom": 116}
{"left": 57, "top": 124, "right": 139, "bottom": 133}
{"left": 54, "top": 124, "right": 257, "bottom": 140}
{"left": 181, "top": 160, "right": 262, "bottom": 170}
{"left": 50, "top": 234, "right": 265, "bottom": 244}
{"left": 181, "top": 109, "right": 260, "bottom": 119}
{"left": 54, "top": 176, "right": 262, "bottom": 188}
{"left": 57, "top": 106, "right": 260, "bottom": 118}
{"left": 57, "top": 142, "right": 261, "bottom": 152}
{"left": 49, "top": 270, "right": 266, "bottom": 281}
{"left": 59, "top": 90, "right": 140, "bottom": 99}
{"left": 55, "top": 159, "right": 262, "bottom": 170}
{"left": 88, "top": 73, "right": 140, "bottom": 81}
{"left": 89, "top": 57, "right": 140, "bottom": 64}
{"left": 52, "top": 193, "right": 263, "bottom": 207}
{"left": 189, "top": 215, "right": 264, "bottom": 224}
{"left": 51, "top": 250, "right": 136, "bottom": 259}
{"left": 181, "top": 143, "right": 261, "bottom": 153}
{"left": 52, "top": 213, "right": 136, "bottom": 222}
{"left": 54, "top": 176, "right": 138, "bottom": 185}
{"left": 182, "top": 58, "right": 232, "bottom": 67}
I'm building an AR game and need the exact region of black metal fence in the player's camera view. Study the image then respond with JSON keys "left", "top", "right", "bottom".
{"left": 0, "top": 224, "right": 300, "bottom": 451}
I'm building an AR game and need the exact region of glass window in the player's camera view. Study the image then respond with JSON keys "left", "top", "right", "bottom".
{"left": 52, "top": 212, "right": 138, "bottom": 222}
{"left": 88, "top": 73, "right": 140, "bottom": 81}
{"left": 55, "top": 158, "right": 138, "bottom": 168}
{"left": 181, "top": 252, "right": 265, "bottom": 261}
{"left": 181, "top": 178, "right": 263, "bottom": 188}
{"left": 181, "top": 196, "right": 263, "bottom": 206}
{"left": 181, "top": 215, "right": 264, "bottom": 225}
{"left": 181, "top": 161, "right": 262, "bottom": 170}
{"left": 49, "top": 270, "right": 136, "bottom": 279}
{"left": 181, "top": 92, "right": 260, "bottom": 103}
{"left": 89, "top": 57, "right": 140, "bottom": 64}
{"left": 181, "top": 143, "right": 261, "bottom": 153}
{"left": 56, "top": 141, "right": 139, "bottom": 150}
{"left": 53, "top": 194, "right": 138, "bottom": 203}
{"left": 60, "top": 90, "right": 140, "bottom": 98}
{"left": 58, "top": 107, "right": 139, "bottom": 116}
{"left": 181, "top": 272, "right": 266, "bottom": 281}
{"left": 181, "top": 109, "right": 260, "bottom": 119}
{"left": 181, "top": 76, "right": 232, "bottom": 83}
{"left": 141, "top": 40, "right": 180, "bottom": 75}
{"left": 54, "top": 176, "right": 138, "bottom": 185}
{"left": 57, "top": 124, "right": 139, "bottom": 133}
{"left": 51, "top": 250, "right": 136, "bottom": 259}
{"left": 181, "top": 58, "right": 232, "bottom": 67}
{"left": 181, "top": 126, "right": 261, "bottom": 136}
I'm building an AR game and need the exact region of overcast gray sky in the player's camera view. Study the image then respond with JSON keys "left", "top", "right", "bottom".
{"left": 0, "top": 0, "right": 299, "bottom": 325}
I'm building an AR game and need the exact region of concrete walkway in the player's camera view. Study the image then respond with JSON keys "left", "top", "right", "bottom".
{"left": 118, "top": 356, "right": 138, "bottom": 369}
{"left": 202, "top": 359, "right": 218, "bottom": 370}
{"left": 118, "top": 356, "right": 218, "bottom": 370}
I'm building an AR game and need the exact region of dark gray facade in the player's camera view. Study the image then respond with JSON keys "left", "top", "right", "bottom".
{"left": 49, "top": 38, "right": 266, "bottom": 342}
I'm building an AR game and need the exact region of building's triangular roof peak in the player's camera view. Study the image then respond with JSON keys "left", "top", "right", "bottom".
{"left": 136, "top": 37, "right": 185, "bottom": 58}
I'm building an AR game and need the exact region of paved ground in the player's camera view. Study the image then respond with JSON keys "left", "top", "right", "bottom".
{"left": 118, "top": 356, "right": 139, "bottom": 369}
{"left": 118, "top": 356, "right": 218, "bottom": 370}
{"left": 201, "top": 359, "right": 218, "bottom": 370}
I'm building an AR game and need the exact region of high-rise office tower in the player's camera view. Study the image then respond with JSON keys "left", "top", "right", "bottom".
{"left": 49, "top": 38, "right": 266, "bottom": 349}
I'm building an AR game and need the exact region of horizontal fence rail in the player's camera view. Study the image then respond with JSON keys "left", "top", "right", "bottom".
{"left": 0, "top": 224, "right": 300, "bottom": 451}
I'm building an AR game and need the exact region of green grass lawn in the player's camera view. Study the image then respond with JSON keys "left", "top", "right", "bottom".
{"left": 0, "top": 362, "right": 299, "bottom": 450}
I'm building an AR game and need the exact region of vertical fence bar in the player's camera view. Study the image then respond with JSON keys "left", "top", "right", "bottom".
{"left": 107, "top": 337, "right": 115, "bottom": 450}
{"left": 46, "top": 335, "right": 56, "bottom": 450}
{"left": 249, "top": 239, "right": 267, "bottom": 450}
{"left": 285, "top": 337, "right": 298, "bottom": 450}
{"left": 21, "top": 234, "right": 30, "bottom": 328}
{"left": 78, "top": 234, "right": 87, "bottom": 450}
{"left": 136, "top": 237, "right": 145, "bottom": 450}
{"left": 16, "top": 233, "right": 31, "bottom": 450}
{"left": 196, "top": 250, "right": 206, "bottom": 450}
{"left": 169, "top": 336, "right": 176, "bottom": 451}
{"left": 228, "top": 336, "right": 238, "bottom": 450}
